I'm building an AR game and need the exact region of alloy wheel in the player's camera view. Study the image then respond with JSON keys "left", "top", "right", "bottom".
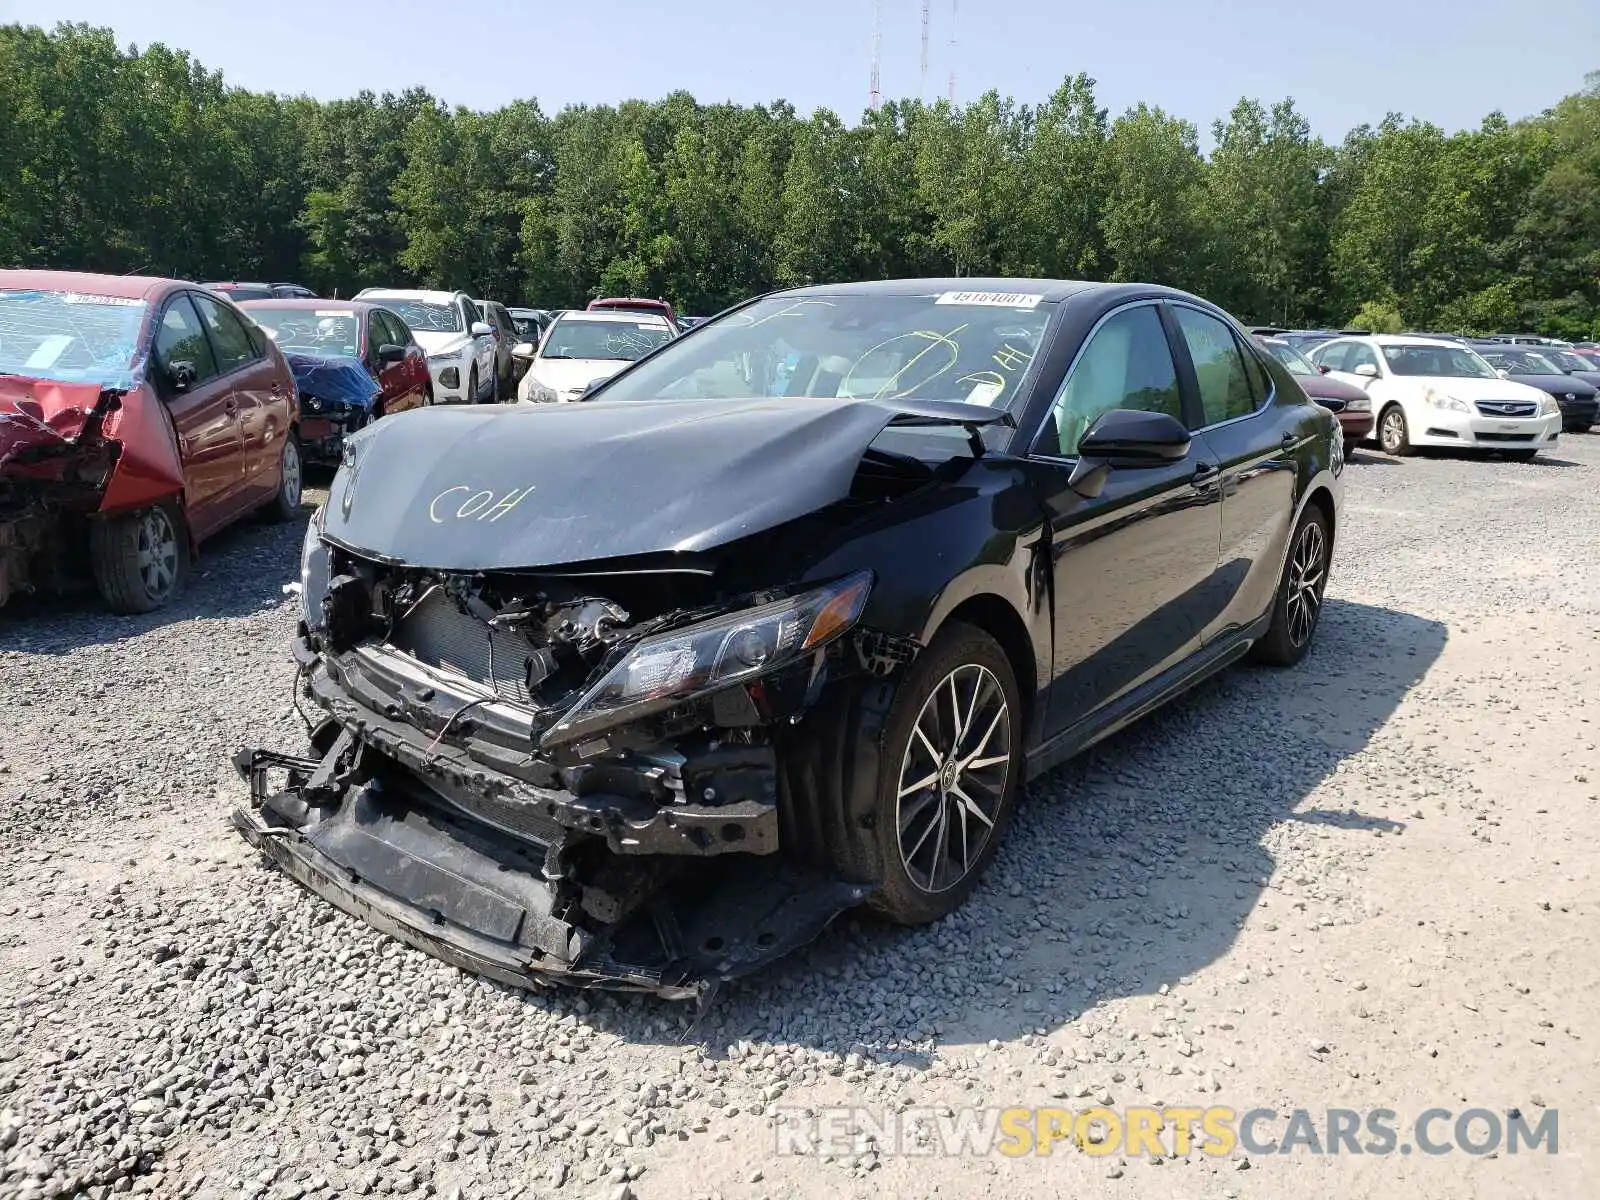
{"left": 1380, "top": 410, "right": 1405, "bottom": 453}
{"left": 281, "top": 436, "right": 302, "bottom": 509}
{"left": 896, "top": 663, "right": 1013, "bottom": 894}
{"left": 1285, "top": 520, "right": 1327, "bottom": 649}
{"left": 136, "top": 508, "right": 179, "bottom": 600}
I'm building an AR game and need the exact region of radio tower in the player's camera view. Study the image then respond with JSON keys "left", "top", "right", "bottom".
{"left": 868, "top": 0, "right": 883, "bottom": 110}
{"left": 947, "top": 0, "right": 958, "bottom": 103}
{"left": 919, "top": 0, "right": 931, "bottom": 102}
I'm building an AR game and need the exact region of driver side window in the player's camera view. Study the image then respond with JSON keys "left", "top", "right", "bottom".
{"left": 153, "top": 295, "right": 219, "bottom": 390}
{"left": 1345, "top": 343, "right": 1381, "bottom": 375}
{"left": 1037, "top": 305, "right": 1182, "bottom": 457}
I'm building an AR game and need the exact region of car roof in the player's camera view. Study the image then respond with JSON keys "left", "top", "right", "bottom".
{"left": 1330, "top": 334, "right": 1478, "bottom": 349}
{"left": 237, "top": 299, "right": 380, "bottom": 314}
{"left": 355, "top": 288, "right": 460, "bottom": 303}
{"left": 555, "top": 309, "right": 673, "bottom": 326}
{"left": 0, "top": 269, "right": 186, "bottom": 301}
{"left": 775, "top": 277, "right": 1117, "bottom": 303}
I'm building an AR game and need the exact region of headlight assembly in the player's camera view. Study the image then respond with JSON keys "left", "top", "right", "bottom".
{"left": 525, "top": 379, "right": 559, "bottom": 404}
{"left": 1423, "top": 390, "right": 1471, "bottom": 413}
{"left": 1538, "top": 394, "right": 1560, "bottom": 417}
{"left": 299, "top": 508, "right": 332, "bottom": 631}
{"left": 542, "top": 571, "right": 874, "bottom": 748}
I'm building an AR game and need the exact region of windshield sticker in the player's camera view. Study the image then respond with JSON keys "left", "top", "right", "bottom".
{"left": 24, "top": 335, "right": 73, "bottom": 370}
{"left": 61, "top": 292, "right": 143, "bottom": 306}
{"left": 935, "top": 291, "right": 1043, "bottom": 310}
{"left": 963, "top": 379, "right": 1005, "bottom": 406}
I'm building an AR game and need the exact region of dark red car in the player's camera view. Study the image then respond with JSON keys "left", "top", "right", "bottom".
{"left": 587, "top": 296, "right": 680, "bottom": 328}
{"left": 1255, "top": 336, "right": 1374, "bottom": 452}
{"left": 0, "top": 270, "right": 302, "bottom": 613}
{"left": 239, "top": 300, "right": 432, "bottom": 463}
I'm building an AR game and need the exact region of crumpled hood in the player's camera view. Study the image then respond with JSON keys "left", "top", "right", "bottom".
{"left": 322, "top": 396, "right": 993, "bottom": 570}
{"left": 0, "top": 377, "right": 108, "bottom": 470}
{"left": 286, "top": 353, "right": 381, "bottom": 413}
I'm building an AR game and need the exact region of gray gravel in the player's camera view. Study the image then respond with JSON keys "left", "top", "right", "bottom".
{"left": 3, "top": 439, "right": 1598, "bottom": 1199}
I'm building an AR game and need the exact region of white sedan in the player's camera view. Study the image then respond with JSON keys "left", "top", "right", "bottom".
{"left": 1308, "top": 335, "right": 1562, "bottom": 459}
{"left": 515, "top": 310, "right": 675, "bottom": 403}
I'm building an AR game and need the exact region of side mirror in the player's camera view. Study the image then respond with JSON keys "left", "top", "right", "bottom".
{"left": 470, "top": 321, "right": 495, "bottom": 338}
{"left": 1316, "top": 363, "right": 1331, "bottom": 375}
{"left": 1066, "top": 409, "right": 1191, "bottom": 499}
{"left": 1353, "top": 362, "right": 1379, "bottom": 378}
{"left": 511, "top": 342, "right": 537, "bottom": 359}
{"left": 167, "top": 361, "right": 198, "bottom": 392}
{"left": 1495, "top": 368, "right": 1509, "bottom": 379}
{"left": 376, "top": 343, "right": 406, "bottom": 364}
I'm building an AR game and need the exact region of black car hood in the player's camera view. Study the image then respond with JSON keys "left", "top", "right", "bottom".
{"left": 286, "top": 353, "right": 381, "bottom": 413}
{"left": 322, "top": 396, "right": 1005, "bottom": 570}
{"left": 1500, "top": 372, "right": 1599, "bottom": 399}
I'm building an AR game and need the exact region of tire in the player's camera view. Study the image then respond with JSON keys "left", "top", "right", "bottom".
{"left": 422, "top": 385, "right": 435, "bottom": 407}
{"left": 1377, "top": 404, "right": 1412, "bottom": 456}
{"left": 1504, "top": 450, "right": 1538, "bottom": 462}
{"left": 1342, "top": 438, "right": 1359, "bottom": 459}
{"left": 263, "top": 430, "right": 303, "bottom": 522}
{"left": 89, "top": 504, "right": 189, "bottom": 614}
{"left": 863, "top": 622, "right": 1024, "bottom": 925}
{"left": 1252, "top": 504, "right": 1332, "bottom": 667}
{"left": 467, "top": 366, "right": 479, "bottom": 405}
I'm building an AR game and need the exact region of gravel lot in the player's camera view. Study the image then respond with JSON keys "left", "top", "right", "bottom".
{"left": 3, "top": 440, "right": 1597, "bottom": 1200}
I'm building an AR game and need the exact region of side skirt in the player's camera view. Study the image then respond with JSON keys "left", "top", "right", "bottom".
{"left": 1024, "top": 612, "right": 1271, "bottom": 781}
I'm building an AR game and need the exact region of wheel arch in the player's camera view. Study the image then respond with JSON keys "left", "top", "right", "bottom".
{"left": 924, "top": 589, "right": 1041, "bottom": 742}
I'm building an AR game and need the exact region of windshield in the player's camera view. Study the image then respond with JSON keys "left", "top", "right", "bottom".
{"left": 368, "top": 298, "right": 461, "bottom": 334}
{"left": 250, "top": 306, "right": 361, "bottom": 358}
{"left": 1542, "top": 350, "right": 1589, "bottom": 374}
{"left": 595, "top": 292, "right": 1054, "bottom": 407}
{"left": 1260, "top": 339, "right": 1317, "bottom": 377}
{"left": 543, "top": 318, "right": 673, "bottom": 361}
{"left": 1481, "top": 348, "right": 1563, "bottom": 376}
{"left": 1380, "top": 345, "right": 1496, "bottom": 379}
{"left": 511, "top": 315, "right": 543, "bottom": 338}
{"left": 0, "top": 289, "right": 147, "bottom": 386}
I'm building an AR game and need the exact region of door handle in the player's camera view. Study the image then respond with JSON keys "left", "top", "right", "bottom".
{"left": 1281, "top": 431, "right": 1298, "bottom": 450}
{"left": 224, "top": 399, "right": 238, "bottom": 414}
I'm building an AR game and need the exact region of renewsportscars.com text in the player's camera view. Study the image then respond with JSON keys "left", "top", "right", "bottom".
{"left": 774, "top": 1105, "right": 1559, "bottom": 1159}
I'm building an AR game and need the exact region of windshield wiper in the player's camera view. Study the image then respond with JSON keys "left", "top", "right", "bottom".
{"left": 542, "top": 354, "right": 573, "bottom": 360}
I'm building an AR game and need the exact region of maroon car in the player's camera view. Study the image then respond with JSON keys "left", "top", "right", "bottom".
{"left": 1255, "top": 336, "right": 1374, "bottom": 452}
{"left": 239, "top": 300, "right": 432, "bottom": 463}
{"left": 1, "top": 271, "right": 301, "bottom": 612}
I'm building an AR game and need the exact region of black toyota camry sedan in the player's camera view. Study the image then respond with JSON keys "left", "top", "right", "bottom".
{"left": 235, "top": 279, "right": 1342, "bottom": 1000}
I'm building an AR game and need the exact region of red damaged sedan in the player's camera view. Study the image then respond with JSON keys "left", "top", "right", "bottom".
{"left": 0, "top": 271, "right": 302, "bottom": 613}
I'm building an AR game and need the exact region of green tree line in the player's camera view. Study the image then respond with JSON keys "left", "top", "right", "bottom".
{"left": 2, "top": 23, "right": 1597, "bottom": 336}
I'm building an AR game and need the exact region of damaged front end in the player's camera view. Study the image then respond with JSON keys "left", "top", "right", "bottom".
{"left": 286, "top": 354, "right": 382, "bottom": 465}
{"left": 0, "top": 380, "right": 124, "bottom": 605}
{"left": 235, "top": 518, "right": 898, "bottom": 1000}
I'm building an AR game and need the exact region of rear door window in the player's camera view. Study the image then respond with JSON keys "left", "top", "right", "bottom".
{"left": 1174, "top": 306, "right": 1257, "bottom": 427}
{"left": 192, "top": 294, "right": 261, "bottom": 375}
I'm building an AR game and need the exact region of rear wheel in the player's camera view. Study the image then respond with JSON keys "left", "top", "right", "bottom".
{"left": 1252, "top": 504, "right": 1331, "bottom": 667}
{"left": 89, "top": 504, "right": 189, "bottom": 614}
{"left": 865, "top": 623, "right": 1023, "bottom": 925}
{"left": 1377, "top": 405, "right": 1412, "bottom": 456}
{"left": 263, "top": 430, "right": 302, "bottom": 522}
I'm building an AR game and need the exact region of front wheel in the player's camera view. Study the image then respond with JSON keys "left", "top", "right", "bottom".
{"left": 89, "top": 504, "right": 190, "bottom": 614}
{"left": 1377, "top": 405, "right": 1412, "bottom": 456}
{"left": 1252, "top": 504, "right": 1331, "bottom": 667}
{"left": 467, "top": 366, "right": 479, "bottom": 405}
{"left": 866, "top": 623, "right": 1023, "bottom": 925}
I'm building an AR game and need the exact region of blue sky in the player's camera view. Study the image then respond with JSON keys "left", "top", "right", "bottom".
{"left": 11, "top": 0, "right": 1598, "bottom": 143}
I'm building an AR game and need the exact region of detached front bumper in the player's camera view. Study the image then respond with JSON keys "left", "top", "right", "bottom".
{"left": 298, "top": 412, "right": 372, "bottom": 465}
{"left": 230, "top": 641, "right": 867, "bottom": 999}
